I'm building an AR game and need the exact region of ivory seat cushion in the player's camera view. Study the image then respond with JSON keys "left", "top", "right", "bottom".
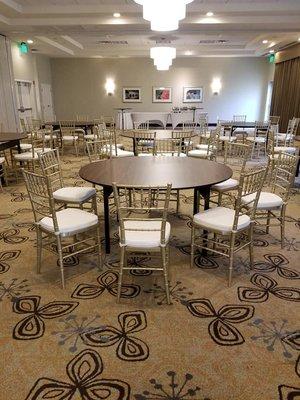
{"left": 247, "top": 137, "right": 266, "bottom": 143}
{"left": 102, "top": 144, "right": 125, "bottom": 150}
{"left": 113, "top": 149, "right": 134, "bottom": 157}
{"left": 188, "top": 149, "right": 212, "bottom": 158}
{"left": 34, "top": 147, "right": 52, "bottom": 153}
{"left": 157, "top": 153, "right": 187, "bottom": 157}
{"left": 20, "top": 143, "right": 32, "bottom": 151}
{"left": 275, "top": 133, "right": 293, "bottom": 141}
{"left": 84, "top": 134, "right": 96, "bottom": 140}
{"left": 195, "top": 144, "right": 217, "bottom": 150}
{"left": 40, "top": 208, "right": 98, "bottom": 236}
{"left": 139, "top": 140, "right": 155, "bottom": 146}
{"left": 274, "top": 146, "right": 297, "bottom": 154}
{"left": 0, "top": 157, "right": 5, "bottom": 164}
{"left": 211, "top": 178, "right": 239, "bottom": 192}
{"left": 62, "top": 135, "right": 79, "bottom": 141}
{"left": 53, "top": 187, "right": 96, "bottom": 203}
{"left": 219, "top": 136, "right": 237, "bottom": 142}
{"left": 14, "top": 152, "right": 38, "bottom": 161}
{"left": 193, "top": 207, "right": 250, "bottom": 234}
{"left": 138, "top": 153, "right": 154, "bottom": 157}
{"left": 241, "top": 192, "right": 283, "bottom": 210}
{"left": 75, "top": 128, "right": 85, "bottom": 134}
{"left": 121, "top": 220, "right": 171, "bottom": 248}
{"left": 200, "top": 132, "right": 211, "bottom": 138}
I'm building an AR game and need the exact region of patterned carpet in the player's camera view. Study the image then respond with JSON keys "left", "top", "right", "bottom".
{"left": 0, "top": 149, "right": 299, "bottom": 400}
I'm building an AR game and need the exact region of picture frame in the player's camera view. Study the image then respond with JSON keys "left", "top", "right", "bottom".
{"left": 183, "top": 87, "right": 203, "bottom": 103}
{"left": 152, "top": 87, "right": 172, "bottom": 103}
{"left": 122, "top": 87, "right": 142, "bottom": 103}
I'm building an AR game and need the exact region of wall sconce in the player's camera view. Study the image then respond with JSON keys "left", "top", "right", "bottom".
{"left": 105, "top": 78, "right": 115, "bottom": 96}
{"left": 211, "top": 77, "right": 222, "bottom": 95}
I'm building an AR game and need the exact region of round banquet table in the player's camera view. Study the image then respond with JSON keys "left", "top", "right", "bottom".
{"left": 121, "top": 129, "right": 198, "bottom": 155}
{"left": 79, "top": 156, "right": 232, "bottom": 253}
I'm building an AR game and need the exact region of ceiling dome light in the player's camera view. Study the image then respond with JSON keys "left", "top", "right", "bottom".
{"left": 262, "top": 39, "right": 268, "bottom": 44}
{"left": 27, "top": 39, "right": 33, "bottom": 44}
{"left": 150, "top": 46, "right": 176, "bottom": 71}
{"left": 134, "top": 0, "right": 194, "bottom": 31}
{"left": 206, "top": 11, "right": 214, "bottom": 17}
{"left": 113, "top": 12, "right": 121, "bottom": 18}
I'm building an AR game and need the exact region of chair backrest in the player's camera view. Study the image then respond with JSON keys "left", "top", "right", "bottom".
{"left": 269, "top": 115, "right": 280, "bottom": 125}
{"left": 154, "top": 138, "right": 182, "bottom": 156}
{"left": 134, "top": 131, "right": 156, "bottom": 155}
{"left": 38, "top": 149, "right": 64, "bottom": 192}
{"left": 59, "top": 121, "right": 76, "bottom": 137}
{"left": 134, "top": 121, "right": 149, "bottom": 130}
{"left": 233, "top": 115, "right": 246, "bottom": 123}
{"left": 234, "top": 168, "right": 266, "bottom": 229}
{"left": 86, "top": 139, "right": 113, "bottom": 162}
{"left": 101, "top": 116, "right": 115, "bottom": 129}
{"left": 20, "top": 118, "right": 27, "bottom": 133}
{"left": 22, "top": 169, "right": 59, "bottom": 231}
{"left": 218, "top": 121, "right": 233, "bottom": 137}
{"left": 112, "top": 183, "right": 172, "bottom": 247}
{"left": 271, "top": 153, "right": 299, "bottom": 203}
{"left": 224, "top": 142, "right": 251, "bottom": 169}
{"left": 266, "top": 128, "right": 275, "bottom": 158}
{"left": 76, "top": 115, "right": 89, "bottom": 122}
{"left": 172, "top": 130, "right": 193, "bottom": 152}
{"left": 182, "top": 121, "right": 197, "bottom": 131}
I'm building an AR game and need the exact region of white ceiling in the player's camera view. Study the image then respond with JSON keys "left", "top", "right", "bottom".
{"left": 0, "top": 0, "right": 299, "bottom": 58}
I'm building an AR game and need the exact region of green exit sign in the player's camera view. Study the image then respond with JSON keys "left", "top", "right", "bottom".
{"left": 268, "top": 54, "right": 275, "bottom": 64}
{"left": 19, "top": 42, "right": 29, "bottom": 54}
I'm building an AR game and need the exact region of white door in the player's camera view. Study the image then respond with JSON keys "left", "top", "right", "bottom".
{"left": 15, "top": 80, "right": 37, "bottom": 124}
{"left": 41, "top": 83, "right": 55, "bottom": 122}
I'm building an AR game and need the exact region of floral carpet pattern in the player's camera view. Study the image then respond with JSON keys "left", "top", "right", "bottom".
{"left": 0, "top": 151, "right": 299, "bottom": 400}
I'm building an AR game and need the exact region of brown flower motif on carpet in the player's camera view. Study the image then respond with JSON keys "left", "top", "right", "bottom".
{"left": 0, "top": 228, "right": 29, "bottom": 245}
{"left": 253, "top": 254, "right": 300, "bottom": 280}
{"left": 238, "top": 274, "right": 300, "bottom": 303}
{"left": 0, "top": 250, "right": 21, "bottom": 274}
{"left": 278, "top": 355, "right": 300, "bottom": 399}
{"left": 13, "top": 295, "right": 79, "bottom": 340}
{"left": 185, "top": 298, "right": 254, "bottom": 346}
{"left": 72, "top": 270, "right": 140, "bottom": 300}
{"left": 81, "top": 310, "right": 149, "bottom": 362}
{"left": 178, "top": 245, "right": 219, "bottom": 269}
{"left": 144, "top": 281, "right": 193, "bottom": 305}
{"left": 25, "top": 349, "right": 131, "bottom": 400}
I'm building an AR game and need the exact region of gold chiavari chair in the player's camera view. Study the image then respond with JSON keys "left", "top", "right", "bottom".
{"left": 155, "top": 138, "right": 185, "bottom": 157}
{"left": 59, "top": 121, "right": 79, "bottom": 156}
{"left": 23, "top": 169, "right": 102, "bottom": 288}
{"left": 0, "top": 155, "right": 7, "bottom": 191}
{"left": 113, "top": 183, "right": 172, "bottom": 304}
{"left": 241, "top": 152, "right": 299, "bottom": 248}
{"left": 86, "top": 139, "right": 114, "bottom": 162}
{"left": 134, "top": 121, "right": 150, "bottom": 130}
{"left": 188, "top": 127, "right": 219, "bottom": 160}
{"left": 211, "top": 142, "right": 251, "bottom": 205}
{"left": 134, "top": 131, "right": 156, "bottom": 156}
{"left": 191, "top": 168, "right": 266, "bottom": 286}
{"left": 218, "top": 121, "right": 236, "bottom": 144}
{"left": 38, "top": 149, "right": 96, "bottom": 207}
{"left": 274, "top": 117, "right": 299, "bottom": 150}
{"left": 246, "top": 121, "right": 270, "bottom": 158}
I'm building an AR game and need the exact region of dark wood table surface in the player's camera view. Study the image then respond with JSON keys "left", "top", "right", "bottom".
{"left": 79, "top": 156, "right": 232, "bottom": 253}
{"left": 121, "top": 129, "right": 198, "bottom": 155}
{"left": 0, "top": 132, "right": 27, "bottom": 151}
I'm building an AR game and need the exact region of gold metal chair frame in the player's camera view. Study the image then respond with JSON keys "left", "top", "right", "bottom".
{"left": 23, "top": 169, "right": 102, "bottom": 288}
{"left": 191, "top": 168, "right": 266, "bottom": 286}
{"left": 59, "top": 121, "right": 79, "bottom": 156}
{"left": 113, "top": 183, "right": 172, "bottom": 304}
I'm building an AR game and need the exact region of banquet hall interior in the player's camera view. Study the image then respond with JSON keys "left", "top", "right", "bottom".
{"left": 0, "top": 1, "right": 300, "bottom": 399}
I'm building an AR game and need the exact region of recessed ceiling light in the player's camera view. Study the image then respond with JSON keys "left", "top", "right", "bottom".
{"left": 27, "top": 39, "right": 33, "bottom": 44}
{"left": 206, "top": 11, "right": 214, "bottom": 17}
{"left": 185, "top": 50, "right": 193, "bottom": 56}
{"left": 262, "top": 40, "right": 268, "bottom": 44}
{"left": 269, "top": 49, "right": 275, "bottom": 53}
{"left": 113, "top": 12, "right": 121, "bottom": 18}
{"left": 298, "top": 37, "right": 300, "bottom": 41}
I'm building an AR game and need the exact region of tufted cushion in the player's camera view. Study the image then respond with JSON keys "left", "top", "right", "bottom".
{"left": 40, "top": 208, "right": 98, "bottom": 236}
{"left": 193, "top": 207, "right": 250, "bottom": 234}
{"left": 211, "top": 178, "right": 239, "bottom": 192}
{"left": 53, "top": 187, "right": 96, "bottom": 203}
{"left": 120, "top": 220, "right": 171, "bottom": 248}
{"left": 241, "top": 192, "right": 283, "bottom": 210}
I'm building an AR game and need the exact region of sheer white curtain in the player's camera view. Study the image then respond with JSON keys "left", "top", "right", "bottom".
{"left": 0, "top": 35, "right": 19, "bottom": 132}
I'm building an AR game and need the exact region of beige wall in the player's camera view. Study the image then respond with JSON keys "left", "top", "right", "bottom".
{"left": 51, "top": 57, "right": 274, "bottom": 122}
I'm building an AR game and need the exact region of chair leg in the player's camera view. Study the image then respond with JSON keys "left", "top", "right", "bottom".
{"left": 248, "top": 224, "right": 254, "bottom": 270}
{"left": 266, "top": 211, "right": 271, "bottom": 234}
{"left": 96, "top": 226, "right": 103, "bottom": 271}
{"left": 280, "top": 207, "right": 286, "bottom": 249}
{"left": 228, "top": 233, "right": 235, "bottom": 287}
{"left": 161, "top": 246, "right": 171, "bottom": 305}
{"left": 36, "top": 227, "right": 42, "bottom": 274}
{"left": 56, "top": 237, "right": 65, "bottom": 289}
{"left": 218, "top": 192, "right": 222, "bottom": 206}
{"left": 190, "top": 225, "right": 195, "bottom": 268}
{"left": 117, "top": 246, "right": 125, "bottom": 303}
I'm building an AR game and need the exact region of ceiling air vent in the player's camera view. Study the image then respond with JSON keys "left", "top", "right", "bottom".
{"left": 199, "top": 39, "right": 228, "bottom": 44}
{"left": 97, "top": 40, "right": 128, "bottom": 45}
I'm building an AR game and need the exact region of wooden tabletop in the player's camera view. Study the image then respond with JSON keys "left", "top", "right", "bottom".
{"left": 79, "top": 156, "right": 232, "bottom": 190}
{"left": 0, "top": 132, "right": 27, "bottom": 142}
{"left": 121, "top": 129, "right": 198, "bottom": 140}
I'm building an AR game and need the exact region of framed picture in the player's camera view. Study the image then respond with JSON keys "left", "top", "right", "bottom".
{"left": 122, "top": 87, "right": 142, "bottom": 103}
{"left": 152, "top": 87, "right": 172, "bottom": 103}
{"left": 183, "top": 87, "right": 203, "bottom": 103}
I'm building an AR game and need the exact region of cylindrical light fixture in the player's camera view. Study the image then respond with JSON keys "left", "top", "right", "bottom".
{"left": 150, "top": 46, "right": 176, "bottom": 71}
